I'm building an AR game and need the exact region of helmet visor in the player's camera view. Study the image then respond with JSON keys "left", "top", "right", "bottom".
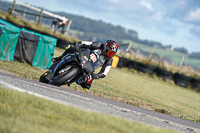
{"left": 105, "top": 46, "right": 116, "bottom": 58}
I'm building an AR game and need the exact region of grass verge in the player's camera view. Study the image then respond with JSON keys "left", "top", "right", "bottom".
{"left": 0, "top": 47, "right": 200, "bottom": 123}
{"left": 0, "top": 87, "right": 177, "bottom": 133}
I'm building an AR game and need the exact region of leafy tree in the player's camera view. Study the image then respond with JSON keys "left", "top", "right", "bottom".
{"left": 174, "top": 47, "right": 188, "bottom": 54}
{"left": 189, "top": 52, "right": 200, "bottom": 59}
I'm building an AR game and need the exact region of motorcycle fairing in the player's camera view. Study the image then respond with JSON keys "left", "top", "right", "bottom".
{"left": 78, "top": 49, "right": 98, "bottom": 74}
{"left": 51, "top": 55, "right": 76, "bottom": 80}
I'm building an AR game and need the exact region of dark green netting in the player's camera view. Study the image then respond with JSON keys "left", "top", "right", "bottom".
{"left": 20, "top": 28, "right": 57, "bottom": 69}
{"left": 14, "top": 30, "right": 40, "bottom": 65}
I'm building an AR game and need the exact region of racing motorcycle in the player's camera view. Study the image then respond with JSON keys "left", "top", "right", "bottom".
{"left": 39, "top": 45, "right": 98, "bottom": 87}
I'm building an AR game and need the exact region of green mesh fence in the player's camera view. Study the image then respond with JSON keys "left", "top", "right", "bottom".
{"left": 0, "top": 18, "right": 57, "bottom": 69}
{"left": 0, "top": 19, "right": 20, "bottom": 61}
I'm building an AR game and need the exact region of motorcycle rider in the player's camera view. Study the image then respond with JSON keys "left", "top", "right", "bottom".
{"left": 51, "top": 40, "right": 118, "bottom": 90}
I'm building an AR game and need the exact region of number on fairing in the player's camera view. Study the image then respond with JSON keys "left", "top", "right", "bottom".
{"left": 90, "top": 53, "right": 97, "bottom": 62}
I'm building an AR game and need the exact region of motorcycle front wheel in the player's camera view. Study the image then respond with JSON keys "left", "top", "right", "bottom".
{"left": 49, "top": 67, "right": 78, "bottom": 86}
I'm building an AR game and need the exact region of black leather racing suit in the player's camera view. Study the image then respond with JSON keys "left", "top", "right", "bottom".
{"left": 60, "top": 41, "right": 113, "bottom": 89}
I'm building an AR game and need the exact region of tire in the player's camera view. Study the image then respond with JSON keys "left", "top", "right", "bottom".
{"left": 155, "top": 67, "right": 172, "bottom": 81}
{"left": 173, "top": 73, "right": 191, "bottom": 88}
{"left": 49, "top": 67, "right": 78, "bottom": 86}
{"left": 137, "top": 63, "right": 157, "bottom": 75}
{"left": 117, "top": 57, "right": 125, "bottom": 68}
{"left": 191, "top": 78, "right": 200, "bottom": 92}
{"left": 128, "top": 60, "right": 138, "bottom": 70}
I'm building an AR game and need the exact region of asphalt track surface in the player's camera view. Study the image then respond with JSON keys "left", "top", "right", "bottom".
{"left": 0, "top": 72, "right": 199, "bottom": 133}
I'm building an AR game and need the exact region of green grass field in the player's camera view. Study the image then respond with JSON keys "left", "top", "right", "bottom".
{"left": 0, "top": 47, "right": 200, "bottom": 123}
{"left": 1, "top": 87, "right": 177, "bottom": 133}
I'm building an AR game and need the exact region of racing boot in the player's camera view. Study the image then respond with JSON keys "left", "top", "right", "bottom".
{"left": 76, "top": 75, "right": 92, "bottom": 90}
{"left": 77, "top": 75, "right": 88, "bottom": 85}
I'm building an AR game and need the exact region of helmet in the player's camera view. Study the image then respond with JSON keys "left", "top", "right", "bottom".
{"left": 103, "top": 40, "right": 118, "bottom": 58}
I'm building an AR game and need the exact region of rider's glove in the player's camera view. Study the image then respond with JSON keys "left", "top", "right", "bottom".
{"left": 71, "top": 45, "right": 80, "bottom": 52}
{"left": 65, "top": 44, "right": 80, "bottom": 52}
{"left": 91, "top": 73, "right": 99, "bottom": 79}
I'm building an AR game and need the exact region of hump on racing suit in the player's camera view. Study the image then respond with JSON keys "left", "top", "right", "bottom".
{"left": 77, "top": 40, "right": 113, "bottom": 79}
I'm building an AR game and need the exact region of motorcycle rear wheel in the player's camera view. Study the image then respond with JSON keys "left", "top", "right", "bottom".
{"left": 49, "top": 67, "right": 78, "bottom": 86}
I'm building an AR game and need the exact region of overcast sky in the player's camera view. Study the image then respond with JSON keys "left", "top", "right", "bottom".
{"left": 12, "top": 0, "right": 200, "bottom": 53}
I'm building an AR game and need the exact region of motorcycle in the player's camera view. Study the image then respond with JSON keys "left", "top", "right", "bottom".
{"left": 39, "top": 45, "right": 98, "bottom": 87}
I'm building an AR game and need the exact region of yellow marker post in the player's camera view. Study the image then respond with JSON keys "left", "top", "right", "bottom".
{"left": 112, "top": 56, "right": 119, "bottom": 68}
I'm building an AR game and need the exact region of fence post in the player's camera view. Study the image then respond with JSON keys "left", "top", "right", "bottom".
{"left": 148, "top": 49, "right": 154, "bottom": 60}
{"left": 9, "top": 0, "right": 16, "bottom": 15}
{"left": 136, "top": 49, "right": 139, "bottom": 55}
{"left": 35, "top": 16, "right": 39, "bottom": 23}
{"left": 179, "top": 56, "right": 184, "bottom": 67}
{"left": 54, "top": 19, "right": 57, "bottom": 32}
{"left": 64, "top": 19, "right": 72, "bottom": 35}
{"left": 127, "top": 43, "right": 131, "bottom": 52}
{"left": 22, "top": 10, "right": 26, "bottom": 20}
{"left": 38, "top": 9, "right": 43, "bottom": 24}
{"left": 158, "top": 55, "right": 163, "bottom": 67}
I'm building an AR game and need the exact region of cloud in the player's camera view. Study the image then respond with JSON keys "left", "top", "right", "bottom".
{"left": 150, "top": 12, "right": 162, "bottom": 21}
{"left": 140, "top": 1, "right": 154, "bottom": 12}
{"left": 106, "top": 0, "right": 120, "bottom": 4}
{"left": 185, "top": 8, "right": 200, "bottom": 23}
